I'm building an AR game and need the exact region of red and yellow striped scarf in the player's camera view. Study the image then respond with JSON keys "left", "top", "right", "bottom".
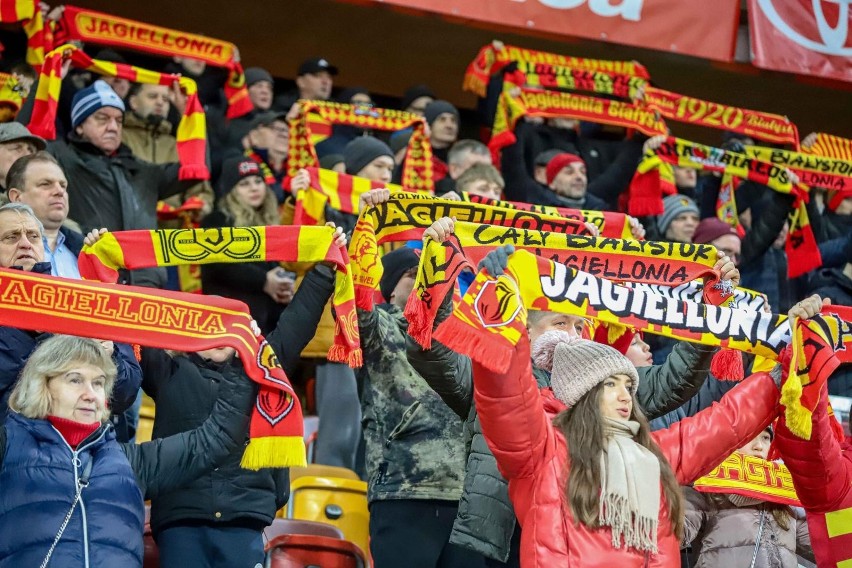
{"left": 0, "top": 267, "right": 306, "bottom": 468}
{"left": 29, "top": 44, "right": 209, "bottom": 181}
{"left": 512, "top": 61, "right": 646, "bottom": 100}
{"left": 77, "top": 225, "right": 362, "bottom": 367}
{"left": 294, "top": 167, "right": 404, "bottom": 226}
{"left": 53, "top": 5, "right": 251, "bottom": 118}
{"left": 0, "top": 0, "right": 50, "bottom": 69}
{"left": 288, "top": 100, "right": 434, "bottom": 192}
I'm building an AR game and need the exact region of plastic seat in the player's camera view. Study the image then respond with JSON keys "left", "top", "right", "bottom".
{"left": 266, "top": 534, "right": 367, "bottom": 568}
{"left": 277, "top": 466, "right": 361, "bottom": 519}
{"left": 264, "top": 518, "right": 344, "bottom": 542}
{"left": 286, "top": 476, "right": 369, "bottom": 562}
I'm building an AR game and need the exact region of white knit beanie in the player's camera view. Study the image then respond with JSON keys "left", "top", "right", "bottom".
{"left": 531, "top": 330, "right": 639, "bottom": 408}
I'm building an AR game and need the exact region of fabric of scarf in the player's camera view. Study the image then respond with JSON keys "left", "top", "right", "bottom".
{"left": 642, "top": 87, "right": 799, "bottom": 146}
{"left": 461, "top": 193, "right": 633, "bottom": 239}
{"left": 29, "top": 44, "right": 209, "bottom": 180}
{"left": 600, "top": 418, "right": 661, "bottom": 553}
{"left": 0, "top": 267, "right": 307, "bottom": 468}
{"left": 0, "top": 0, "right": 34, "bottom": 21}
{"left": 0, "top": 73, "right": 25, "bottom": 119}
{"left": 76, "top": 225, "right": 361, "bottom": 367}
{"left": 294, "top": 167, "right": 404, "bottom": 226}
{"left": 155, "top": 196, "right": 206, "bottom": 294}
{"left": 462, "top": 42, "right": 649, "bottom": 98}
{"left": 348, "top": 192, "right": 588, "bottom": 309}
{"left": 53, "top": 5, "right": 252, "bottom": 118}
{"left": 693, "top": 452, "right": 800, "bottom": 506}
{"left": 798, "top": 134, "right": 852, "bottom": 209}
{"left": 405, "top": 221, "right": 733, "bottom": 348}
{"left": 433, "top": 251, "right": 852, "bottom": 438}
{"left": 743, "top": 145, "right": 852, "bottom": 194}
{"left": 288, "top": 101, "right": 433, "bottom": 192}
{"left": 715, "top": 175, "right": 746, "bottom": 238}
{"left": 490, "top": 83, "right": 667, "bottom": 155}
{"left": 512, "top": 61, "right": 646, "bottom": 100}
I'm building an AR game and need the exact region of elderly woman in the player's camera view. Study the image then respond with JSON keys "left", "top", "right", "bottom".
{"left": 0, "top": 334, "right": 255, "bottom": 567}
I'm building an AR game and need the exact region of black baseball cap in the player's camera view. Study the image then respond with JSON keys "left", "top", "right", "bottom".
{"left": 298, "top": 57, "right": 338, "bottom": 77}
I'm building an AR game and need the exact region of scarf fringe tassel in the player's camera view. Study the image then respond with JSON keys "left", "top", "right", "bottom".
{"left": 241, "top": 435, "right": 307, "bottom": 470}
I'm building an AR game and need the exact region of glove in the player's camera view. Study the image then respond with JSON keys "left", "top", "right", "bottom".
{"left": 478, "top": 245, "right": 515, "bottom": 276}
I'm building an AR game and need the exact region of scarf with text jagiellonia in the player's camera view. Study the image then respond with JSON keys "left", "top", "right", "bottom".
{"left": 490, "top": 83, "right": 667, "bottom": 155}
{"left": 404, "top": 221, "right": 737, "bottom": 348}
{"left": 511, "top": 61, "right": 646, "bottom": 100}
{"left": 294, "top": 168, "right": 404, "bottom": 226}
{"left": 461, "top": 193, "right": 634, "bottom": 239}
{"left": 0, "top": 268, "right": 307, "bottom": 468}
{"left": 29, "top": 45, "right": 209, "bottom": 180}
{"left": 348, "top": 193, "right": 589, "bottom": 309}
{"left": 53, "top": 5, "right": 252, "bottom": 118}
{"left": 462, "top": 42, "right": 649, "bottom": 98}
{"left": 433, "top": 250, "right": 852, "bottom": 440}
{"left": 693, "top": 453, "right": 800, "bottom": 506}
{"left": 77, "top": 225, "right": 361, "bottom": 367}
{"left": 288, "top": 100, "right": 434, "bottom": 192}
{"left": 641, "top": 87, "right": 798, "bottom": 146}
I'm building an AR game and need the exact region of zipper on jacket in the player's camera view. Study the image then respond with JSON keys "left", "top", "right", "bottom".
{"left": 385, "top": 401, "right": 422, "bottom": 447}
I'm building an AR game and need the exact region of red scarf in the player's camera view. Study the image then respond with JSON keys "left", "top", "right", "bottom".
{"left": 47, "top": 416, "right": 100, "bottom": 449}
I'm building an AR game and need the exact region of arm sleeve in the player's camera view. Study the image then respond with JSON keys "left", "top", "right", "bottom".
{"left": 472, "top": 337, "right": 554, "bottom": 480}
{"left": 154, "top": 162, "right": 195, "bottom": 200}
{"left": 108, "top": 342, "right": 143, "bottom": 415}
{"left": 266, "top": 265, "right": 335, "bottom": 376}
{"left": 636, "top": 341, "right": 716, "bottom": 419}
{"left": 500, "top": 121, "right": 566, "bottom": 206}
{"left": 740, "top": 190, "right": 795, "bottom": 266}
{"left": 139, "top": 347, "right": 174, "bottom": 402}
{"left": 681, "top": 487, "right": 709, "bottom": 547}
{"left": 678, "top": 374, "right": 738, "bottom": 419}
{"left": 654, "top": 371, "right": 780, "bottom": 484}
{"left": 816, "top": 232, "right": 852, "bottom": 269}
{"left": 586, "top": 137, "right": 645, "bottom": 209}
{"left": 121, "top": 365, "right": 256, "bottom": 500}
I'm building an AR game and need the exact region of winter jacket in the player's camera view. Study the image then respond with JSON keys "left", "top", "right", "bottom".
{"left": 774, "top": 380, "right": 852, "bottom": 568}
{"left": 0, "top": 328, "right": 141, "bottom": 423}
{"left": 121, "top": 111, "right": 214, "bottom": 228}
{"left": 199, "top": 209, "right": 285, "bottom": 334}
{"left": 682, "top": 486, "right": 812, "bottom": 568}
{"left": 358, "top": 303, "right": 466, "bottom": 504}
{"left": 0, "top": 365, "right": 255, "bottom": 568}
{"left": 472, "top": 335, "right": 780, "bottom": 567}
{"left": 144, "top": 265, "right": 334, "bottom": 532}
{"left": 650, "top": 373, "right": 739, "bottom": 431}
{"left": 809, "top": 268, "right": 852, "bottom": 397}
{"left": 405, "top": 294, "right": 716, "bottom": 562}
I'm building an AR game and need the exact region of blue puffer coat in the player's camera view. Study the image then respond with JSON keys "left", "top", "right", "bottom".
{"left": 0, "top": 413, "right": 144, "bottom": 567}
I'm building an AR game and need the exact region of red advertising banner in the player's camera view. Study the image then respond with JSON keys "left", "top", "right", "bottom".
{"left": 748, "top": 0, "right": 852, "bottom": 82}
{"left": 371, "top": 0, "right": 740, "bottom": 62}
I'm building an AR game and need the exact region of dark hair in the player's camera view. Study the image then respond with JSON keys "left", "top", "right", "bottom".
{"left": 8, "top": 61, "right": 35, "bottom": 81}
{"left": 6, "top": 151, "right": 61, "bottom": 192}
{"left": 553, "top": 382, "right": 685, "bottom": 539}
{"left": 448, "top": 139, "right": 489, "bottom": 167}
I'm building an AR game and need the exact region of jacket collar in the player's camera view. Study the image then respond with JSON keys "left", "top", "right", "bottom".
{"left": 123, "top": 111, "right": 172, "bottom": 136}
{"left": 8, "top": 411, "right": 112, "bottom": 448}
{"left": 8, "top": 262, "right": 52, "bottom": 274}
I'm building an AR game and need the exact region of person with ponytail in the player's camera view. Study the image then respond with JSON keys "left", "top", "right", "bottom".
{"left": 469, "top": 247, "right": 825, "bottom": 567}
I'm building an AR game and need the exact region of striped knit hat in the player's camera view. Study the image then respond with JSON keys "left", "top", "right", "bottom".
{"left": 71, "top": 80, "right": 125, "bottom": 128}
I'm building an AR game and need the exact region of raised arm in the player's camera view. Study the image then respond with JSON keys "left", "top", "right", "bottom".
{"left": 108, "top": 342, "right": 143, "bottom": 415}
{"left": 636, "top": 341, "right": 716, "bottom": 419}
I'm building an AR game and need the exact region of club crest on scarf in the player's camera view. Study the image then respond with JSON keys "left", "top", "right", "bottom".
{"left": 160, "top": 227, "right": 263, "bottom": 262}
{"left": 474, "top": 277, "right": 524, "bottom": 328}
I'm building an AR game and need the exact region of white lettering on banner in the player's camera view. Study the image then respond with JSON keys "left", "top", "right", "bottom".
{"left": 756, "top": 0, "right": 852, "bottom": 56}
{"left": 537, "top": 0, "right": 644, "bottom": 21}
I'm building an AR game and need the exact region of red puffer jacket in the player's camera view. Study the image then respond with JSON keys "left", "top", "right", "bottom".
{"left": 472, "top": 337, "right": 781, "bottom": 568}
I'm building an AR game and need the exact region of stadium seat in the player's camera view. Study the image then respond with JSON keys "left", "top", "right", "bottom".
{"left": 290, "top": 464, "right": 361, "bottom": 483}
{"left": 286, "top": 476, "right": 370, "bottom": 562}
{"left": 264, "top": 518, "right": 344, "bottom": 542}
{"left": 266, "top": 534, "right": 367, "bottom": 568}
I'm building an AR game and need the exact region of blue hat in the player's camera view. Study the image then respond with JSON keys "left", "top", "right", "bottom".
{"left": 71, "top": 80, "right": 125, "bottom": 128}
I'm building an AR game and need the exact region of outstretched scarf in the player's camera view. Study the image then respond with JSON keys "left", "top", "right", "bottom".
{"left": 798, "top": 134, "right": 852, "bottom": 209}
{"left": 512, "top": 61, "right": 645, "bottom": 100}
{"left": 743, "top": 145, "right": 852, "bottom": 194}
{"left": 348, "top": 193, "right": 588, "bottom": 309}
{"left": 490, "top": 83, "right": 666, "bottom": 155}
{"left": 433, "top": 250, "right": 852, "bottom": 439}
{"left": 0, "top": 0, "right": 50, "bottom": 69}
{"left": 77, "top": 225, "right": 361, "bottom": 367}
{"left": 461, "top": 193, "right": 633, "bottom": 239}
{"left": 463, "top": 42, "right": 649, "bottom": 98}
{"left": 53, "top": 5, "right": 251, "bottom": 118}
{"left": 404, "top": 221, "right": 733, "bottom": 347}
{"left": 293, "top": 167, "right": 404, "bottom": 226}
{"left": 693, "top": 453, "right": 800, "bottom": 506}
{"left": 29, "top": 44, "right": 209, "bottom": 180}
{"left": 641, "top": 87, "right": 798, "bottom": 146}
{"left": 0, "top": 267, "right": 306, "bottom": 468}
{"left": 288, "top": 101, "right": 433, "bottom": 192}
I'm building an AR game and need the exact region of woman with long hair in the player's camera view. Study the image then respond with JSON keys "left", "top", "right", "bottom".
{"left": 0, "top": 335, "right": 255, "bottom": 567}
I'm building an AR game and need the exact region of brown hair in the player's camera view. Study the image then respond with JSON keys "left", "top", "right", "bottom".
{"left": 219, "top": 183, "right": 279, "bottom": 227}
{"left": 6, "top": 151, "right": 61, "bottom": 193}
{"left": 553, "top": 382, "right": 685, "bottom": 539}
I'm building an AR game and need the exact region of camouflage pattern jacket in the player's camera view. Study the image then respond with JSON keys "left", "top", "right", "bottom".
{"left": 357, "top": 304, "right": 466, "bottom": 504}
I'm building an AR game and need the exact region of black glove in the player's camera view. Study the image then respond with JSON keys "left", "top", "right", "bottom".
{"left": 478, "top": 245, "right": 515, "bottom": 276}
{"left": 721, "top": 138, "right": 745, "bottom": 154}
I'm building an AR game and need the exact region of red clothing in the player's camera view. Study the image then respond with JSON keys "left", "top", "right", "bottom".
{"left": 775, "top": 383, "right": 852, "bottom": 568}
{"left": 46, "top": 415, "right": 99, "bottom": 449}
{"left": 472, "top": 337, "right": 781, "bottom": 568}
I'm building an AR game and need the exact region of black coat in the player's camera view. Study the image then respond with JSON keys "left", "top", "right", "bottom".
{"left": 810, "top": 267, "right": 852, "bottom": 397}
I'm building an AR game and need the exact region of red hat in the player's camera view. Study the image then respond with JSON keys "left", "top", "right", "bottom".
{"left": 545, "top": 153, "right": 585, "bottom": 186}
{"left": 693, "top": 218, "right": 740, "bottom": 245}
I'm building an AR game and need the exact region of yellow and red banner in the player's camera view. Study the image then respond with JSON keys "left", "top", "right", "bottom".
{"left": 513, "top": 61, "right": 647, "bottom": 100}
{"left": 693, "top": 453, "right": 800, "bottom": 506}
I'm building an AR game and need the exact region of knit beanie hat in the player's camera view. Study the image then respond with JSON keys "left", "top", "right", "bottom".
{"left": 401, "top": 84, "right": 435, "bottom": 111}
{"left": 71, "top": 80, "right": 125, "bottom": 128}
{"left": 693, "top": 217, "right": 740, "bottom": 245}
{"left": 217, "top": 156, "right": 263, "bottom": 197}
{"left": 657, "top": 194, "right": 699, "bottom": 235}
{"left": 344, "top": 137, "right": 394, "bottom": 176}
{"left": 379, "top": 247, "right": 420, "bottom": 302}
{"left": 531, "top": 331, "right": 639, "bottom": 408}
{"left": 424, "top": 100, "right": 459, "bottom": 127}
{"left": 545, "top": 153, "right": 585, "bottom": 186}
{"left": 245, "top": 67, "right": 274, "bottom": 87}
{"left": 319, "top": 153, "right": 345, "bottom": 171}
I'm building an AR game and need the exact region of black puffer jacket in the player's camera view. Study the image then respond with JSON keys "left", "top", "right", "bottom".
{"left": 143, "top": 265, "right": 335, "bottom": 532}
